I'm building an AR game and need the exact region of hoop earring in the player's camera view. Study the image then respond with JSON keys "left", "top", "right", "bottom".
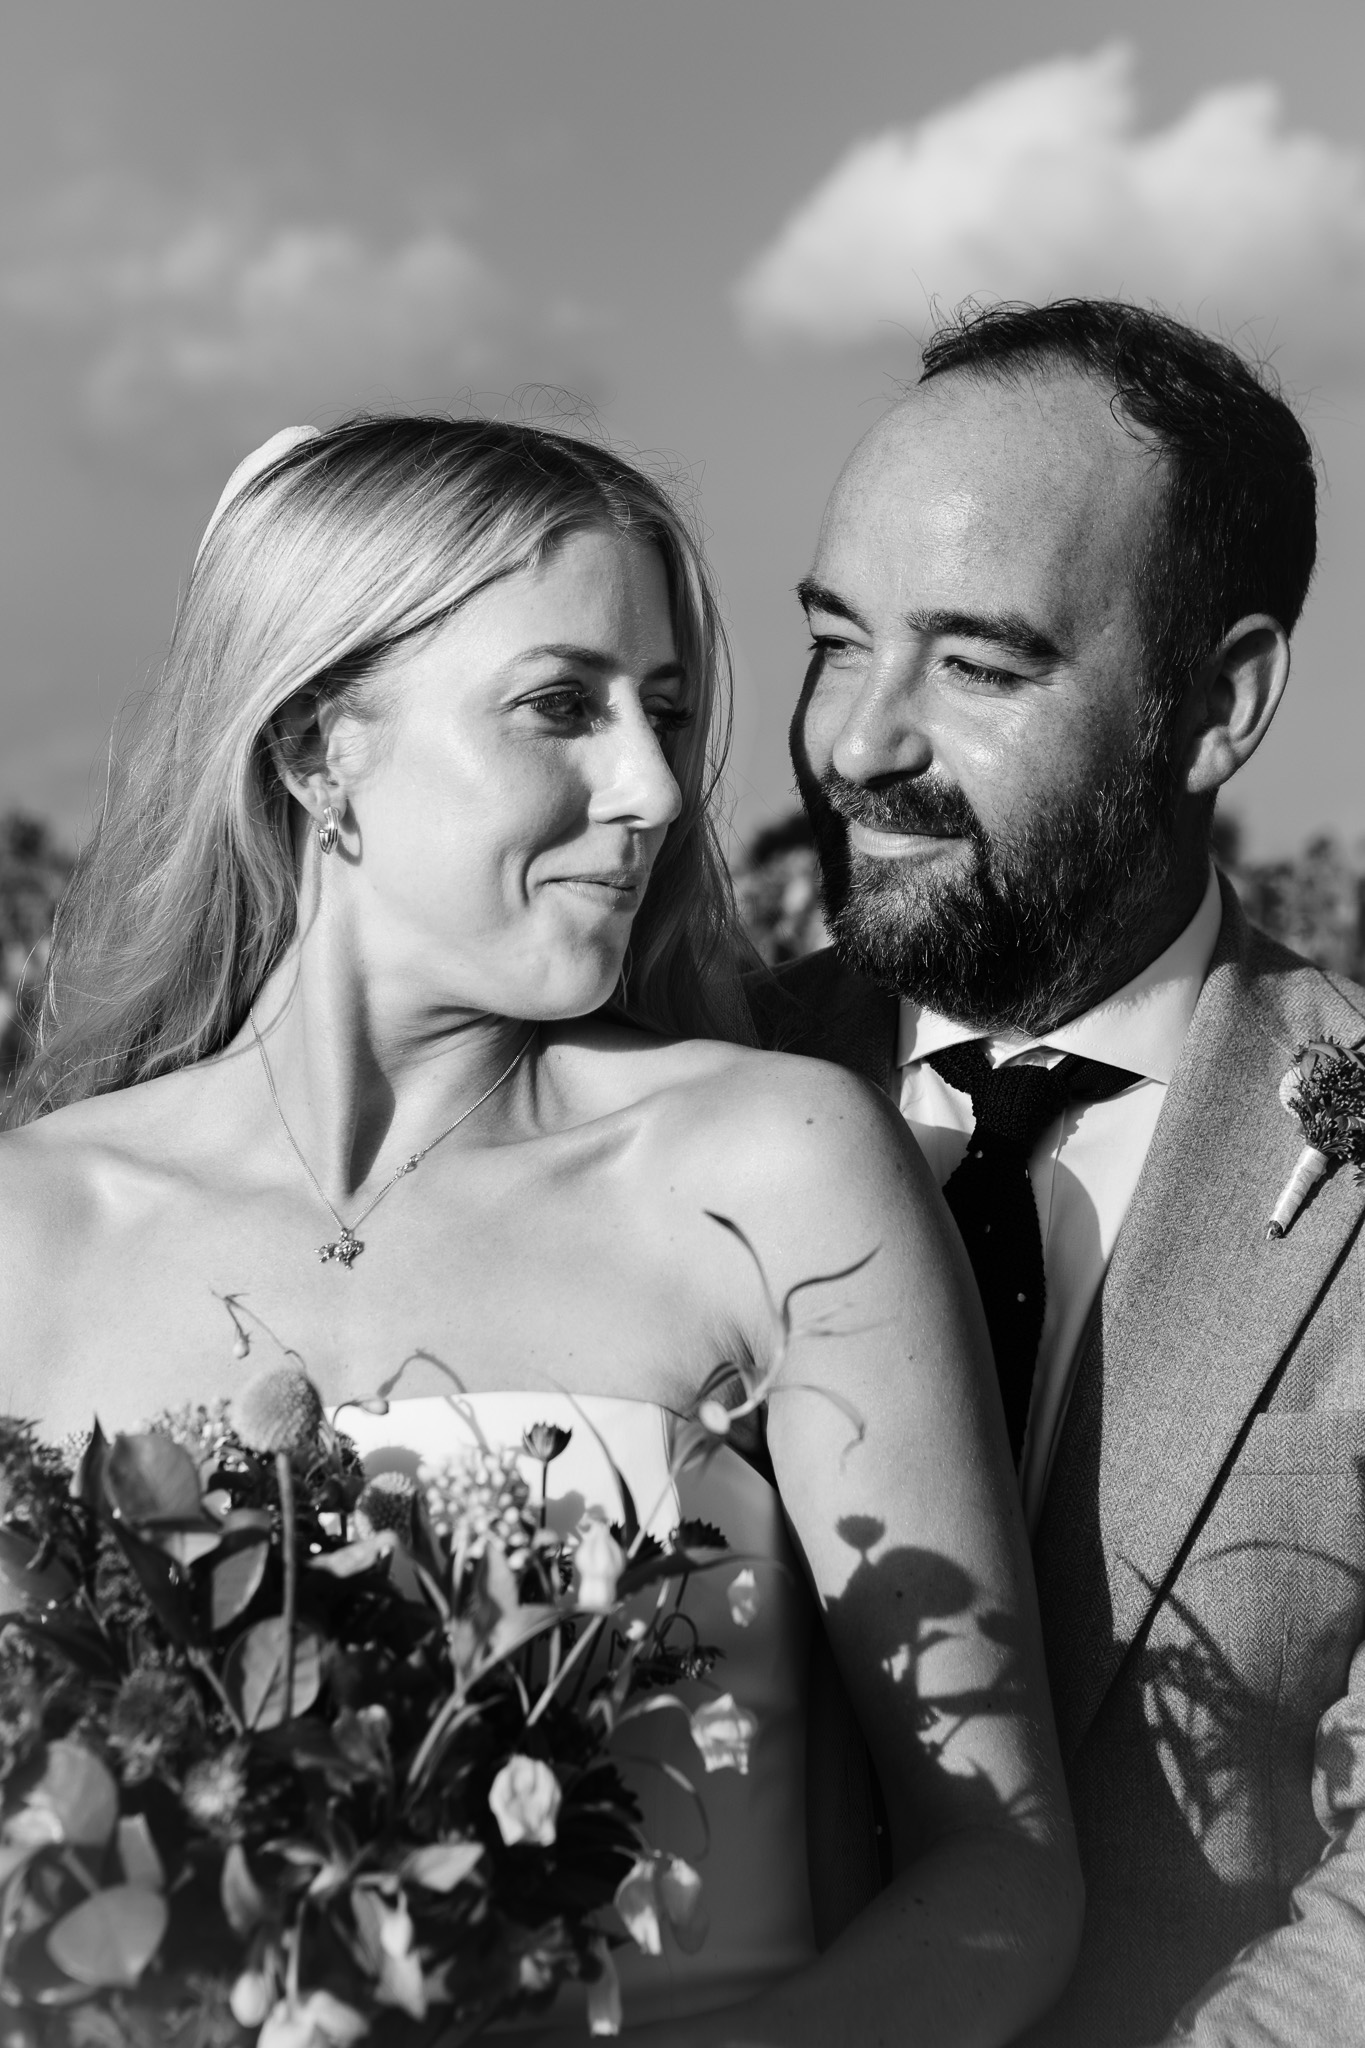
{"left": 316, "top": 803, "right": 340, "bottom": 857}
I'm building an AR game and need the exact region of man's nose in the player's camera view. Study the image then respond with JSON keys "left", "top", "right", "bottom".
{"left": 826, "top": 666, "right": 935, "bottom": 786}
{"left": 587, "top": 704, "right": 683, "bottom": 831}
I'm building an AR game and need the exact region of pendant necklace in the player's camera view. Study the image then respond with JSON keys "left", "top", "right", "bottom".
{"left": 251, "top": 1017, "right": 536, "bottom": 1269}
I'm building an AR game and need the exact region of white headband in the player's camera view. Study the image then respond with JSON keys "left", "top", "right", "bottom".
{"left": 194, "top": 424, "right": 321, "bottom": 565}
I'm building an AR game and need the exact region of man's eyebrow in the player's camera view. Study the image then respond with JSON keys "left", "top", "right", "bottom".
{"left": 796, "top": 580, "right": 870, "bottom": 633}
{"left": 513, "top": 644, "right": 686, "bottom": 683}
{"left": 796, "top": 586, "right": 1060, "bottom": 663}
{"left": 903, "top": 608, "right": 1062, "bottom": 663}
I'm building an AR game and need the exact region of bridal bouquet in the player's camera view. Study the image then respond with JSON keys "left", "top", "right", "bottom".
{"left": 0, "top": 1367, "right": 756, "bottom": 2047}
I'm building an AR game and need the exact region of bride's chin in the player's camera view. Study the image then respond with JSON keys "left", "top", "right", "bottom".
{"left": 491, "top": 953, "right": 628, "bottom": 1024}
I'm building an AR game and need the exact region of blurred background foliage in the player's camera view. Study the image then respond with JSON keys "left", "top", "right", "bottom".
{"left": 5, "top": 805, "right": 1365, "bottom": 1080}
{"left": 0, "top": 813, "right": 71, "bottom": 1079}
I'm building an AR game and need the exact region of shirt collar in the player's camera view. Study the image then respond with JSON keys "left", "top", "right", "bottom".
{"left": 897, "top": 865, "right": 1223, "bottom": 1084}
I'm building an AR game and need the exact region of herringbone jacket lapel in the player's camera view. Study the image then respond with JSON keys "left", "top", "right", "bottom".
{"left": 1034, "top": 880, "right": 1365, "bottom": 1762}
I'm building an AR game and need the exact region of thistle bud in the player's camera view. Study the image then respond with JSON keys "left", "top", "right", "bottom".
{"left": 354, "top": 1471, "right": 417, "bottom": 1542}
{"left": 233, "top": 1368, "right": 324, "bottom": 1458}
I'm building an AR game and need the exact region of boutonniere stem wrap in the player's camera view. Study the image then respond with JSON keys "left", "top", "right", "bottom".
{"left": 1268, "top": 1037, "right": 1365, "bottom": 1240}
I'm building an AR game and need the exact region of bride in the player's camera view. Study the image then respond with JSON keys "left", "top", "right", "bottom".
{"left": 0, "top": 418, "right": 1080, "bottom": 2043}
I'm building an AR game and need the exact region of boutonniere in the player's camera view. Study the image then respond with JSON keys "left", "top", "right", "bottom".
{"left": 1267, "top": 1037, "right": 1365, "bottom": 1240}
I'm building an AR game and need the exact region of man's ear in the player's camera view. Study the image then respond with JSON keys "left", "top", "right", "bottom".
{"left": 1181, "top": 613, "right": 1291, "bottom": 797}
{"left": 266, "top": 690, "right": 350, "bottom": 827}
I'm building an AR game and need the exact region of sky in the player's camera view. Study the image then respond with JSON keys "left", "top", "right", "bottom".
{"left": 1, "top": 0, "right": 1363, "bottom": 860}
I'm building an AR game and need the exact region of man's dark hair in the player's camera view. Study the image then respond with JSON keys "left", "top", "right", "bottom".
{"left": 919, "top": 300, "right": 1318, "bottom": 726}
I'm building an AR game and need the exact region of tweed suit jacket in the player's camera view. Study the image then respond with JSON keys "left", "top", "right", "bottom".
{"left": 755, "top": 878, "right": 1365, "bottom": 2047}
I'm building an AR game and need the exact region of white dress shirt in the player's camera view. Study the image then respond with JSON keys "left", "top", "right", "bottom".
{"left": 897, "top": 866, "right": 1223, "bottom": 1534}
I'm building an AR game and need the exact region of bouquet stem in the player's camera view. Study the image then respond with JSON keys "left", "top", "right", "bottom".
{"left": 189, "top": 1647, "right": 245, "bottom": 1734}
{"left": 276, "top": 1450, "right": 297, "bottom": 1715}
{"left": 527, "top": 1614, "right": 605, "bottom": 1726}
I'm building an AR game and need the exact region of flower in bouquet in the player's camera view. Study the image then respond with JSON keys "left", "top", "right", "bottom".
{"left": 574, "top": 1520, "right": 626, "bottom": 1612}
{"left": 257, "top": 1990, "right": 368, "bottom": 2048}
{"left": 233, "top": 1367, "right": 325, "bottom": 1458}
{"left": 180, "top": 1745, "right": 251, "bottom": 1838}
{"left": 489, "top": 1755, "right": 563, "bottom": 1847}
{"left": 586, "top": 1938, "right": 623, "bottom": 2038}
{"left": 352, "top": 1471, "right": 416, "bottom": 1542}
{"left": 0, "top": 1365, "right": 763, "bottom": 2042}
{"left": 0, "top": 1417, "right": 82, "bottom": 1540}
{"left": 512, "top": 1919, "right": 579, "bottom": 1996}
{"left": 230, "top": 1964, "right": 278, "bottom": 2029}
{"left": 522, "top": 1422, "right": 572, "bottom": 1466}
{"left": 143, "top": 1398, "right": 238, "bottom": 1477}
{"left": 106, "top": 1666, "right": 205, "bottom": 1781}
{"left": 419, "top": 1442, "right": 539, "bottom": 1573}
{"left": 726, "top": 1568, "right": 761, "bottom": 1628}
{"left": 690, "top": 1693, "right": 759, "bottom": 1775}
{"left": 614, "top": 1854, "right": 707, "bottom": 1957}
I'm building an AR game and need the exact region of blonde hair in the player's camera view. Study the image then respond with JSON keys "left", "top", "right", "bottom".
{"left": 8, "top": 417, "right": 751, "bottom": 1122}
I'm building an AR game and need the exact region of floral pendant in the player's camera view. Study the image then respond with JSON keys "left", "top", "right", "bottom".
{"left": 318, "top": 1230, "right": 364, "bottom": 1269}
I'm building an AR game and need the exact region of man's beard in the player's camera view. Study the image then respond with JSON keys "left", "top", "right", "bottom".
{"left": 796, "top": 743, "right": 1184, "bottom": 1036}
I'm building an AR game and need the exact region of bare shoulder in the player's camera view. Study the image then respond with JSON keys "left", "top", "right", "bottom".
{"left": 550, "top": 1024, "right": 940, "bottom": 1305}
{"left": 588, "top": 1035, "right": 983, "bottom": 1429}
{"left": 0, "top": 1067, "right": 213, "bottom": 1259}
{"left": 0, "top": 1103, "right": 110, "bottom": 1377}
{"left": 671, "top": 1036, "right": 921, "bottom": 1180}
{"left": 0, "top": 1100, "right": 104, "bottom": 1244}
{"left": 675, "top": 1039, "right": 919, "bottom": 1185}
{"left": 551, "top": 1018, "right": 918, "bottom": 1183}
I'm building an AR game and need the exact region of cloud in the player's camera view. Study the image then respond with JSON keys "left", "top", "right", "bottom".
{"left": 734, "top": 46, "right": 1365, "bottom": 379}
{"left": 0, "top": 174, "right": 538, "bottom": 439}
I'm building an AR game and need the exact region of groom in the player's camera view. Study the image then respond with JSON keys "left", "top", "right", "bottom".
{"left": 764, "top": 300, "right": 1365, "bottom": 2045}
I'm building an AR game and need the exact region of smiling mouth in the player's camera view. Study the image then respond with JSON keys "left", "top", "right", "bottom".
{"left": 552, "top": 872, "right": 648, "bottom": 905}
{"left": 846, "top": 821, "right": 963, "bottom": 860}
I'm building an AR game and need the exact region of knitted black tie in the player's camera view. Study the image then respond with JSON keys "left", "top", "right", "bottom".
{"left": 927, "top": 1042, "right": 1140, "bottom": 1465}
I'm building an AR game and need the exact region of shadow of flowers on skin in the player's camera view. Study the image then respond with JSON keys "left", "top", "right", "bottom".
{"left": 824, "top": 1515, "right": 1039, "bottom": 1845}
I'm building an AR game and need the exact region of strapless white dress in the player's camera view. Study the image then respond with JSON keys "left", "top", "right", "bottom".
{"left": 340, "top": 1393, "right": 817, "bottom": 2032}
